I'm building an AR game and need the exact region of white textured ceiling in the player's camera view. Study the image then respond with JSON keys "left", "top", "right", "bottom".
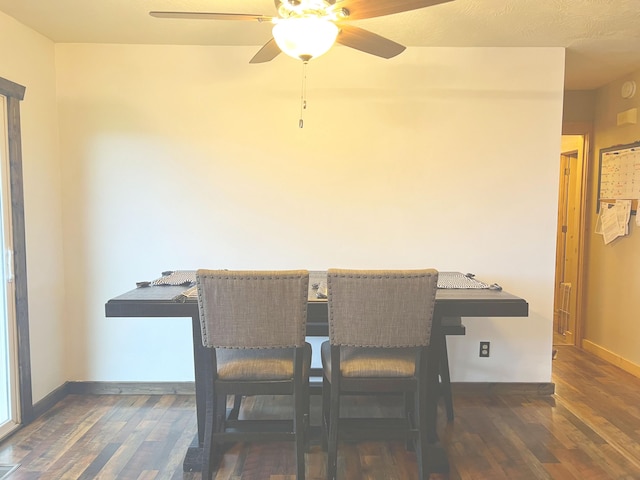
{"left": 1, "top": 0, "right": 640, "bottom": 90}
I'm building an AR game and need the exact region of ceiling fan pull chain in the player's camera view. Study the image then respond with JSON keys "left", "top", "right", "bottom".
{"left": 299, "top": 61, "right": 308, "bottom": 128}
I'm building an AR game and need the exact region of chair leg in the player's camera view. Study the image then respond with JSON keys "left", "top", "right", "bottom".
{"left": 415, "top": 384, "right": 430, "bottom": 480}
{"left": 321, "top": 375, "right": 330, "bottom": 451}
{"left": 327, "top": 379, "right": 340, "bottom": 480}
{"left": 211, "top": 393, "right": 229, "bottom": 464}
{"left": 229, "top": 394, "right": 242, "bottom": 420}
{"left": 202, "top": 382, "right": 217, "bottom": 480}
{"left": 294, "top": 375, "right": 306, "bottom": 479}
{"left": 304, "top": 377, "right": 311, "bottom": 452}
{"left": 440, "top": 335, "right": 454, "bottom": 422}
{"left": 405, "top": 392, "right": 415, "bottom": 451}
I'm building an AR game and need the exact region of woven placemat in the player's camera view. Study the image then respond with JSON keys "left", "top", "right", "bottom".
{"left": 151, "top": 271, "right": 196, "bottom": 286}
{"left": 437, "top": 272, "right": 490, "bottom": 289}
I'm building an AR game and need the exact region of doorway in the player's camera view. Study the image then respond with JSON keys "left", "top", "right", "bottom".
{"left": 553, "top": 135, "right": 587, "bottom": 346}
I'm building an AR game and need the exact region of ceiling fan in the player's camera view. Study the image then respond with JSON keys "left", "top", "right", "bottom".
{"left": 150, "top": 0, "right": 454, "bottom": 63}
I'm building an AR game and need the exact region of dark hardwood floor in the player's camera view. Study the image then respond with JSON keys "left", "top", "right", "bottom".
{"left": 1, "top": 346, "right": 639, "bottom": 479}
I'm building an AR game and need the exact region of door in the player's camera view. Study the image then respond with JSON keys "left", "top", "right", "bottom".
{"left": 0, "top": 93, "right": 19, "bottom": 440}
{"left": 553, "top": 135, "right": 586, "bottom": 346}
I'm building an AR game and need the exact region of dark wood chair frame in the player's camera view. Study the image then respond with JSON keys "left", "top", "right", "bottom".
{"left": 202, "top": 346, "right": 309, "bottom": 480}
{"left": 321, "top": 345, "right": 432, "bottom": 480}
{"left": 196, "top": 269, "right": 311, "bottom": 480}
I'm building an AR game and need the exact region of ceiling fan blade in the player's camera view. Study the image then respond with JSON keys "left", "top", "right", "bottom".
{"left": 149, "top": 11, "right": 273, "bottom": 22}
{"left": 336, "top": 25, "right": 405, "bottom": 59}
{"left": 249, "top": 38, "right": 282, "bottom": 63}
{"left": 337, "top": 0, "right": 454, "bottom": 20}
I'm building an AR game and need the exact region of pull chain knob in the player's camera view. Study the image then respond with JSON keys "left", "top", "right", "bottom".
{"left": 299, "top": 61, "right": 308, "bottom": 128}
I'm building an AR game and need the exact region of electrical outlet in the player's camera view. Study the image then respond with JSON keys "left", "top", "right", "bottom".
{"left": 479, "top": 341, "right": 490, "bottom": 357}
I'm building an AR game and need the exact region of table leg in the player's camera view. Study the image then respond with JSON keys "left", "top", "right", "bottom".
{"left": 424, "top": 311, "right": 450, "bottom": 474}
{"left": 182, "top": 314, "right": 207, "bottom": 472}
{"left": 426, "top": 312, "right": 442, "bottom": 442}
{"left": 440, "top": 333, "right": 454, "bottom": 422}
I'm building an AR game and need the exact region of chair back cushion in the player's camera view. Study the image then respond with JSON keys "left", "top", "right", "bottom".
{"left": 327, "top": 269, "right": 438, "bottom": 347}
{"left": 196, "top": 269, "right": 309, "bottom": 348}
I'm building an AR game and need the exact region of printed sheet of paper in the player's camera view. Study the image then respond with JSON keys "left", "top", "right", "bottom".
{"left": 616, "top": 199, "right": 632, "bottom": 234}
{"left": 598, "top": 200, "right": 632, "bottom": 244}
{"left": 601, "top": 205, "right": 621, "bottom": 244}
{"left": 595, "top": 203, "right": 605, "bottom": 234}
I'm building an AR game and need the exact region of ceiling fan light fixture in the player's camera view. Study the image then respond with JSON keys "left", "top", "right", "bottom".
{"left": 272, "top": 16, "right": 339, "bottom": 62}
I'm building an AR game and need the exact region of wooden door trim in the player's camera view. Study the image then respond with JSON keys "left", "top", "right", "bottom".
{"left": 0, "top": 76, "right": 32, "bottom": 424}
{"left": 561, "top": 122, "right": 593, "bottom": 348}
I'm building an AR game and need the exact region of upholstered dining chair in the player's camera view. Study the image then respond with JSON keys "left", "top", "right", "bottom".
{"left": 321, "top": 268, "right": 439, "bottom": 480}
{"left": 195, "top": 269, "right": 311, "bottom": 480}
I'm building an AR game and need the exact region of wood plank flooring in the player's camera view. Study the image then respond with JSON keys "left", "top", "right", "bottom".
{"left": 1, "top": 346, "right": 639, "bottom": 479}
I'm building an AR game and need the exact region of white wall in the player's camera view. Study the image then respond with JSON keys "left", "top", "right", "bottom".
{"left": 56, "top": 44, "right": 564, "bottom": 384}
{"left": 0, "top": 12, "right": 66, "bottom": 402}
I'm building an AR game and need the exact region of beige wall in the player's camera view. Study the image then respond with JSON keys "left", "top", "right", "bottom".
{"left": 563, "top": 90, "right": 596, "bottom": 124}
{"left": 0, "top": 12, "right": 66, "bottom": 403}
{"left": 55, "top": 44, "right": 564, "bottom": 384}
{"left": 582, "top": 70, "right": 640, "bottom": 370}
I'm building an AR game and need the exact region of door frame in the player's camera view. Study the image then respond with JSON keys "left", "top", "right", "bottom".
{"left": 554, "top": 150, "right": 577, "bottom": 343}
{"left": 559, "top": 122, "right": 592, "bottom": 347}
{"left": 0, "top": 77, "right": 32, "bottom": 426}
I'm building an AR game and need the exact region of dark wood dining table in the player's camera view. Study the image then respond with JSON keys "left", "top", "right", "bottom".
{"left": 105, "top": 271, "right": 528, "bottom": 473}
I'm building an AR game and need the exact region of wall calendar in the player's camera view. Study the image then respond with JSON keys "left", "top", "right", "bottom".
{"left": 597, "top": 140, "right": 640, "bottom": 213}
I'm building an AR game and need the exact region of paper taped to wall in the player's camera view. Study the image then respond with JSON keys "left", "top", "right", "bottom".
{"left": 596, "top": 200, "right": 631, "bottom": 244}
